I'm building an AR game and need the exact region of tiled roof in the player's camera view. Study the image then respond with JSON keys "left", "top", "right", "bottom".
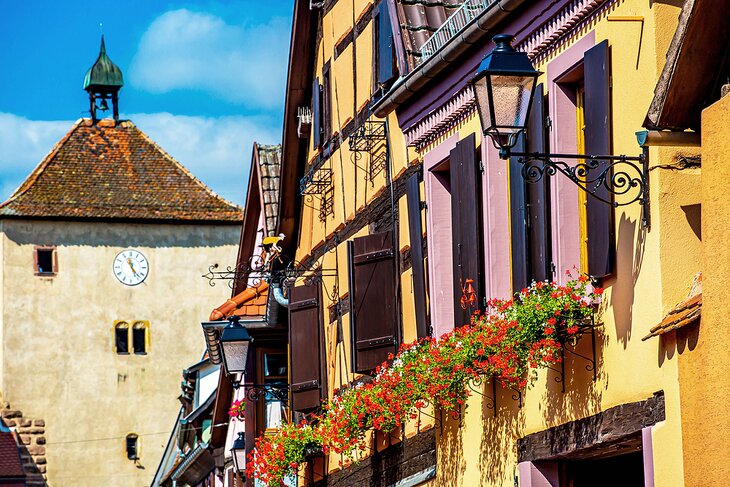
{"left": 256, "top": 144, "right": 281, "bottom": 236}
{"left": 0, "top": 118, "right": 242, "bottom": 222}
{"left": 643, "top": 274, "right": 702, "bottom": 340}
{"left": 0, "top": 431, "right": 24, "bottom": 479}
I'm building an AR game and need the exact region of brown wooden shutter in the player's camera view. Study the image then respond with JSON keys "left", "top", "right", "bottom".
{"left": 322, "top": 64, "right": 332, "bottom": 142}
{"left": 348, "top": 231, "right": 398, "bottom": 374}
{"left": 525, "top": 85, "right": 552, "bottom": 283}
{"left": 312, "top": 76, "right": 322, "bottom": 149}
{"left": 509, "top": 134, "right": 529, "bottom": 293}
{"left": 288, "top": 283, "right": 326, "bottom": 412}
{"left": 405, "top": 172, "right": 428, "bottom": 338}
{"left": 450, "top": 133, "right": 485, "bottom": 326}
{"left": 584, "top": 40, "right": 615, "bottom": 279}
{"left": 376, "top": 0, "right": 396, "bottom": 87}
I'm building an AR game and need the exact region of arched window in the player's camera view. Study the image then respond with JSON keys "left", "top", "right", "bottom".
{"left": 114, "top": 322, "right": 129, "bottom": 354}
{"left": 132, "top": 321, "right": 148, "bottom": 354}
{"left": 125, "top": 433, "right": 139, "bottom": 460}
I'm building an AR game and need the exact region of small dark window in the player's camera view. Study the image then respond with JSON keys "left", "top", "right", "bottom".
{"left": 125, "top": 434, "right": 138, "bottom": 460}
{"left": 34, "top": 246, "right": 57, "bottom": 275}
{"left": 132, "top": 322, "right": 147, "bottom": 355}
{"left": 115, "top": 322, "right": 129, "bottom": 354}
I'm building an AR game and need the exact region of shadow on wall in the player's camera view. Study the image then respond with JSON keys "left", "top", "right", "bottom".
{"left": 479, "top": 380, "right": 524, "bottom": 486}
{"left": 436, "top": 409, "right": 466, "bottom": 486}
{"left": 2, "top": 219, "right": 240, "bottom": 249}
{"left": 610, "top": 214, "right": 647, "bottom": 348}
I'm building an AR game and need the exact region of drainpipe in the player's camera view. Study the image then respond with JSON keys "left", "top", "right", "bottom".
{"left": 373, "top": 0, "right": 529, "bottom": 117}
{"left": 636, "top": 130, "right": 701, "bottom": 147}
{"left": 272, "top": 282, "right": 289, "bottom": 307}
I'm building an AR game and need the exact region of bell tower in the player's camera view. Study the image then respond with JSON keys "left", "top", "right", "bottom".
{"left": 82, "top": 36, "right": 124, "bottom": 123}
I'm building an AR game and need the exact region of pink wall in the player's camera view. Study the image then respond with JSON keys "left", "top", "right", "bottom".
{"left": 547, "top": 32, "right": 595, "bottom": 284}
{"left": 518, "top": 461, "right": 559, "bottom": 487}
{"left": 481, "top": 139, "right": 512, "bottom": 300}
{"left": 425, "top": 134, "right": 459, "bottom": 338}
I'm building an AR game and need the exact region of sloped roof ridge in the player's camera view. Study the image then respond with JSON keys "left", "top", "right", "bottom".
{"left": 129, "top": 120, "right": 240, "bottom": 211}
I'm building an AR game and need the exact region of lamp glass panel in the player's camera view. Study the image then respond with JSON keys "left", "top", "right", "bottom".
{"left": 491, "top": 75, "right": 534, "bottom": 129}
{"left": 222, "top": 341, "right": 249, "bottom": 374}
{"left": 473, "top": 75, "right": 493, "bottom": 132}
{"left": 232, "top": 447, "right": 246, "bottom": 472}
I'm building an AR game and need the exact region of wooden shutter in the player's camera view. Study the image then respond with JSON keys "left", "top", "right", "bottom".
{"left": 450, "top": 133, "right": 485, "bottom": 326}
{"left": 509, "top": 134, "right": 529, "bottom": 293}
{"left": 348, "top": 231, "right": 398, "bottom": 374}
{"left": 312, "top": 77, "right": 322, "bottom": 149}
{"left": 322, "top": 65, "right": 332, "bottom": 143}
{"left": 377, "top": 0, "right": 396, "bottom": 87}
{"left": 584, "top": 40, "right": 615, "bottom": 279}
{"left": 405, "top": 172, "right": 428, "bottom": 338}
{"left": 288, "top": 284, "right": 326, "bottom": 412}
{"left": 525, "top": 85, "right": 552, "bottom": 283}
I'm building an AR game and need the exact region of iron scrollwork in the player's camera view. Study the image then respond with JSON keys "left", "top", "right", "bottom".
{"left": 513, "top": 151, "right": 649, "bottom": 228}
{"left": 246, "top": 383, "right": 289, "bottom": 405}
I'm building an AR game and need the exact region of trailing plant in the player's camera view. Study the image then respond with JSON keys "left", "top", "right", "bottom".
{"left": 246, "top": 275, "right": 601, "bottom": 486}
{"left": 228, "top": 399, "right": 245, "bottom": 421}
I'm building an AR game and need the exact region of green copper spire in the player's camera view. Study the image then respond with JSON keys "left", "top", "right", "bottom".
{"left": 82, "top": 36, "right": 124, "bottom": 91}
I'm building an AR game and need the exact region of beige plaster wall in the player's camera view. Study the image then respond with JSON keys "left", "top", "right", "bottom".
{"left": 0, "top": 219, "right": 240, "bottom": 486}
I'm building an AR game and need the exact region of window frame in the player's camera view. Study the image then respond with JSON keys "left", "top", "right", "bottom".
{"left": 114, "top": 321, "right": 130, "bottom": 355}
{"left": 33, "top": 245, "right": 57, "bottom": 276}
{"left": 132, "top": 321, "right": 150, "bottom": 355}
{"left": 255, "top": 347, "right": 289, "bottom": 434}
{"left": 125, "top": 433, "right": 139, "bottom": 460}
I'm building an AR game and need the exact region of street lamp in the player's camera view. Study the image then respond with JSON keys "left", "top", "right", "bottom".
{"left": 470, "top": 34, "right": 649, "bottom": 228}
{"left": 219, "top": 315, "right": 252, "bottom": 375}
{"left": 471, "top": 34, "right": 540, "bottom": 156}
{"left": 231, "top": 432, "right": 246, "bottom": 473}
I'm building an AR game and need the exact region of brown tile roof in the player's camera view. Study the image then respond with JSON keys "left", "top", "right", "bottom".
{"left": 643, "top": 273, "right": 702, "bottom": 340}
{"left": 0, "top": 118, "right": 242, "bottom": 222}
{"left": 256, "top": 144, "right": 281, "bottom": 236}
{"left": 209, "top": 281, "right": 269, "bottom": 321}
{"left": 0, "top": 431, "right": 24, "bottom": 479}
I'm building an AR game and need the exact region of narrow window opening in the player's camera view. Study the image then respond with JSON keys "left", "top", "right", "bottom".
{"left": 34, "top": 247, "right": 57, "bottom": 276}
{"left": 132, "top": 322, "right": 147, "bottom": 355}
{"left": 125, "top": 433, "right": 139, "bottom": 460}
{"left": 115, "top": 322, "right": 129, "bottom": 354}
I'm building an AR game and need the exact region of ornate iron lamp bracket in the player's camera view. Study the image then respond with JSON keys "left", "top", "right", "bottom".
{"left": 245, "top": 383, "right": 289, "bottom": 405}
{"left": 505, "top": 149, "right": 650, "bottom": 228}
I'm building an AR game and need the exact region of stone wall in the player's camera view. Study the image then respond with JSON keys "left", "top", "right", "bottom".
{"left": 1, "top": 404, "right": 47, "bottom": 486}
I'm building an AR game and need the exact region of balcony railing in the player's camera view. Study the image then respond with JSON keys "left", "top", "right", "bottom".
{"left": 419, "top": 0, "right": 499, "bottom": 61}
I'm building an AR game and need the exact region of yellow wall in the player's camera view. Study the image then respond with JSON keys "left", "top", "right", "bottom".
{"left": 0, "top": 219, "right": 239, "bottom": 486}
{"left": 679, "top": 91, "right": 730, "bottom": 487}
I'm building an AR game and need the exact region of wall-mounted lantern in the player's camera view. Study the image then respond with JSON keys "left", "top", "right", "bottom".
{"left": 231, "top": 432, "right": 246, "bottom": 473}
{"left": 471, "top": 34, "right": 649, "bottom": 228}
{"left": 219, "top": 315, "right": 252, "bottom": 376}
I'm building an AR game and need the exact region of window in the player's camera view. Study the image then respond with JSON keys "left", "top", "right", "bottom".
{"left": 256, "top": 349, "right": 289, "bottom": 431}
{"left": 125, "top": 433, "right": 139, "bottom": 460}
{"left": 33, "top": 246, "right": 57, "bottom": 276}
{"left": 322, "top": 62, "right": 332, "bottom": 143}
{"left": 373, "top": 0, "right": 398, "bottom": 97}
{"left": 114, "top": 320, "right": 149, "bottom": 355}
{"left": 132, "top": 321, "right": 148, "bottom": 354}
{"left": 115, "top": 322, "right": 129, "bottom": 354}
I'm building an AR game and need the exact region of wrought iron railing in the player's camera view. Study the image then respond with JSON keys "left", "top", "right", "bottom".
{"left": 419, "top": 0, "right": 499, "bottom": 61}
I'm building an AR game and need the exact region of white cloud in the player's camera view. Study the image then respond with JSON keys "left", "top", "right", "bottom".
{"left": 130, "top": 9, "right": 291, "bottom": 108}
{"left": 0, "top": 112, "right": 279, "bottom": 207}
{"left": 128, "top": 112, "right": 279, "bottom": 206}
{"left": 0, "top": 113, "right": 70, "bottom": 202}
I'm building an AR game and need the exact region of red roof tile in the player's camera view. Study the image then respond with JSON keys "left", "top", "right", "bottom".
{"left": 0, "top": 431, "right": 24, "bottom": 479}
{"left": 643, "top": 273, "right": 702, "bottom": 340}
{"left": 0, "top": 118, "right": 242, "bottom": 222}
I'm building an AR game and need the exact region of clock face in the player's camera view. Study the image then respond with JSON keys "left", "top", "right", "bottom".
{"left": 113, "top": 249, "right": 149, "bottom": 286}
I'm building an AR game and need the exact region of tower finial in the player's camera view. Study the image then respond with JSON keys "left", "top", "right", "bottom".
{"left": 83, "top": 35, "right": 123, "bottom": 123}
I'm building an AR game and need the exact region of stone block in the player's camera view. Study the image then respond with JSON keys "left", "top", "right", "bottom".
{"left": 1, "top": 410, "right": 21, "bottom": 419}
{"left": 34, "top": 456, "right": 46, "bottom": 465}
{"left": 33, "top": 419, "right": 45, "bottom": 427}
{"left": 35, "top": 437, "right": 46, "bottom": 445}
{"left": 17, "top": 427, "right": 44, "bottom": 435}
{"left": 20, "top": 419, "right": 32, "bottom": 428}
{"left": 19, "top": 435, "right": 31, "bottom": 445}
{"left": 3, "top": 419, "right": 16, "bottom": 427}
{"left": 27, "top": 445, "right": 45, "bottom": 456}
{"left": 37, "top": 465, "right": 46, "bottom": 474}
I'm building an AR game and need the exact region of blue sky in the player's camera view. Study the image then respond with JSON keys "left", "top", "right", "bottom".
{"left": 0, "top": 1, "right": 294, "bottom": 206}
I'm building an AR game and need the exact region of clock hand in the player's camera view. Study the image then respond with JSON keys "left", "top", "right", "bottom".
{"left": 126, "top": 258, "right": 138, "bottom": 274}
